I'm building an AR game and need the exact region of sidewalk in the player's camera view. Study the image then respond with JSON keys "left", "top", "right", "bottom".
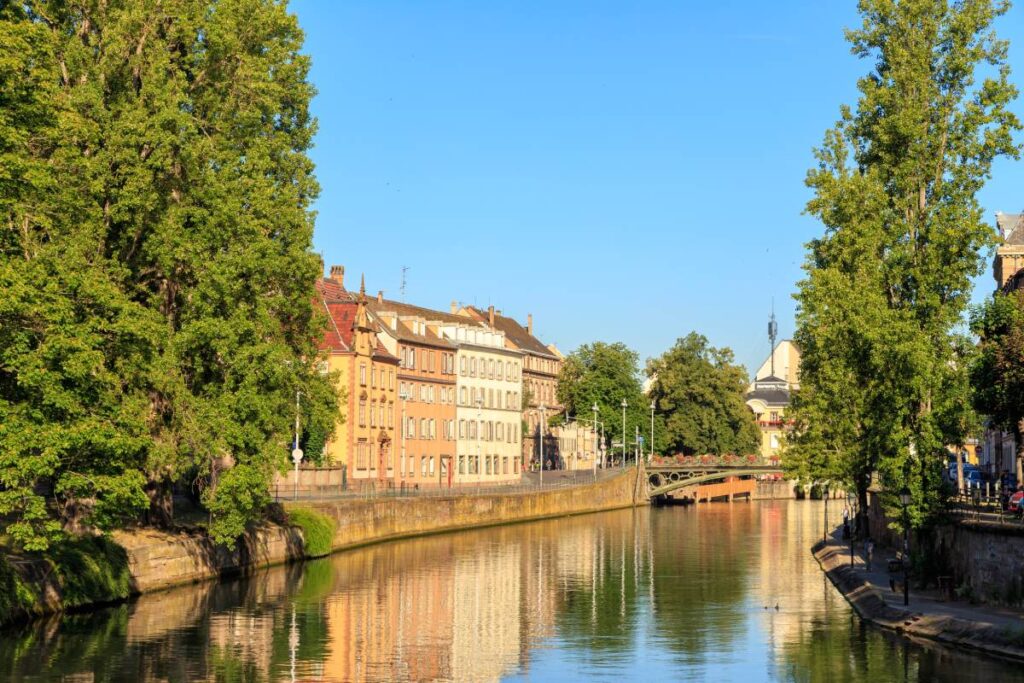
{"left": 814, "top": 526, "right": 1024, "bottom": 661}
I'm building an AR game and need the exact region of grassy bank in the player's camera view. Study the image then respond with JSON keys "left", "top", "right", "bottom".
{"left": 0, "top": 536, "right": 132, "bottom": 627}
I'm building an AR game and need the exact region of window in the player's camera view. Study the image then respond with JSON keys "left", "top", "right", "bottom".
{"left": 459, "top": 420, "right": 466, "bottom": 438}
{"left": 359, "top": 364, "right": 367, "bottom": 386}
{"left": 429, "top": 456, "right": 435, "bottom": 476}
{"left": 358, "top": 400, "right": 366, "bottom": 427}
{"left": 430, "top": 419, "right": 436, "bottom": 439}
{"left": 408, "top": 417, "right": 416, "bottom": 439}
{"left": 409, "top": 350, "right": 415, "bottom": 370}
{"left": 486, "top": 457, "right": 492, "bottom": 475}
{"left": 459, "top": 456, "right": 466, "bottom": 474}
{"left": 420, "top": 418, "right": 426, "bottom": 439}
{"left": 488, "top": 388, "right": 494, "bottom": 408}
{"left": 503, "top": 457, "right": 508, "bottom": 474}
{"left": 356, "top": 440, "right": 367, "bottom": 469}
{"left": 460, "top": 387, "right": 467, "bottom": 405}
{"left": 370, "top": 400, "right": 377, "bottom": 427}
{"left": 487, "top": 359, "right": 494, "bottom": 379}
{"left": 497, "top": 423, "right": 504, "bottom": 441}
{"left": 460, "top": 356, "right": 467, "bottom": 375}
{"left": 470, "top": 358, "right": 477, "bottom": 377}
{"left": 470, "top": 421, "right": 477, "bottom": 439}
{"left": 388, "top": 404, "right": 394, "bottom": 428}
{"left": 770, "top": 434, "right": 780, "bottom": 449}
{"left": 505, "top": 361, "right": 511, "bottom": 379}
{"left": 389, "top": 370, "right": 394, "bottom": 390}
{"left": 379, "top": 403, "right": 385, "bottom": 427}
{"left": 429, "top": 351, "right": 435, "bottom": 372}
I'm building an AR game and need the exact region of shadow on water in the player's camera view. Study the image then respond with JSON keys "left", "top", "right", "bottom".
{"left": 1, "top": 501, "right": 1022, "bottom": 682}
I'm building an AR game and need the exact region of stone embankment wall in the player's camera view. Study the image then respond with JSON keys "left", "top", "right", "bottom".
{"left": 752, "top": 480, "right": 797, "bottom": 500}
{"left": 291, "top": 468, "right": 646, "bottom": 553}
{"left": 2, "top": 469, "right": 644, "bottom": 628}
{"left": 867, "top": 490, "right": 1024, "bottom": 607}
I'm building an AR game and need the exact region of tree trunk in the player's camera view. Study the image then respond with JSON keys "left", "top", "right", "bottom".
{"left": 145, "top": 479, "right": 174, "bottom": 528}
{"left": 956, "top": 447, "right": 964, "bottom": 494}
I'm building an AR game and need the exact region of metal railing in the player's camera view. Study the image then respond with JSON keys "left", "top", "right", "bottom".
{"left": 273, "top": 469, "right": 620, "bottom": 503}
{"left": 948, "top": 492, "right": 1024, "bottom": 526}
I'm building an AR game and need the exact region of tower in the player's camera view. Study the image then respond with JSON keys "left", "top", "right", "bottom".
{"left": 768, "top": 301, "right": 778, "bottom": 377}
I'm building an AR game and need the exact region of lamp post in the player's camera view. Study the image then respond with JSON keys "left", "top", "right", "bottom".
{"left": 899, "top": 486, "right": 912, "bottom": 606}
{"left": 291, "top": 390, "right": 303, "bottom": 500}
{"left": 539, "top": 403, "right": 546, "bottom": 486}
{"left": 592, "top": 403, "right": 599, "bottom": 479}
{"left": 621, "top": 399, "right": 628, "bottom": 469}
{"left": 649, "top": 401, "right": 655, "bottom": 464}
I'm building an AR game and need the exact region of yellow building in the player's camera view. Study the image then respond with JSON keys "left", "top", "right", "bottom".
{"left": 318, "top": 268, "right": 399, "bottom": 487}
{"left": 745, "top": 340, "right": 800, "bottom": 460}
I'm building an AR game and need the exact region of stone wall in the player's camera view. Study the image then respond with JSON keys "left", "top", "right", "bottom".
{"left": 752, "top": 480, "right": 798, "bottom": 500}
{"left": 867, "top": 489, "right": 1024, "bottom": 606}
{"left": 289, "top": 467, "right": 645, "bottom": 553}
{"left": 112, "top": 523, "right": 306, "bottom": 594}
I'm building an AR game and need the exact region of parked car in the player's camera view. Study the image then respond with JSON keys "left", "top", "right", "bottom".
{"left": 1008, "top": 489, "right": 1024, "bottom": 515}
{"left": 964, "top": 469, "right": 985, "bottom": 490}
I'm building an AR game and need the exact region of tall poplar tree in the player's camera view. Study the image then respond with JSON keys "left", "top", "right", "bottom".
{"left": 0, "top": 0, "right": 335, "bottom": 549}
{"left": 788, "top": 0, "right": 1019, "bottom": 527}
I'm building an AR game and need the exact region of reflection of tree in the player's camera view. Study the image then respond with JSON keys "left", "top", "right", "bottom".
{"left": 647, "top": 506, "right": 754, "bottom": 657}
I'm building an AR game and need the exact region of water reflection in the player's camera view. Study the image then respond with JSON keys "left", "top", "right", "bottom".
{"left": 2, "top": 502, "right": 1022, "bottom": 682}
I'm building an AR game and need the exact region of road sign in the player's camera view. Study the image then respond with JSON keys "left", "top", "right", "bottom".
{"left": 291, "top": 448, "right": 304, "bottom": 465}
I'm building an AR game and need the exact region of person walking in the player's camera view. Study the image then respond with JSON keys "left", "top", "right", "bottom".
{"left": 865, "top": 538, "right": 874, "bottom": 572}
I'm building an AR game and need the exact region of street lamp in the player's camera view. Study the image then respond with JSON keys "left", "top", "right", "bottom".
{"left": 899, "top": 486, "right": 912, "bottom": 606}
{"left": 539, "top": 403, "right": 547, "bottom": 486}
{"left": 621, "top": 399, "right": 628, "bottom": 469}
{"left": 291, "top": 390, "right": 303, "bottom": 500}
{"left": 592, "top": 403, "right": 599, "bottom": 479}
{"left": 649, "top": 401, "right": 655, "bottom": 464}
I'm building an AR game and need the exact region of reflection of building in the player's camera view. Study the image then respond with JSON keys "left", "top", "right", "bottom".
{"left": 319, "top": 270, "right": 400, "bottom": 485}
{"left": 745, "top": 339, "right": 800, "bottom": 459}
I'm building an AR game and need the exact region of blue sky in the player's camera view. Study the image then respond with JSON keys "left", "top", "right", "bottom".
{"left": 291, "top": 0, "right": 1024, "bottom": 375}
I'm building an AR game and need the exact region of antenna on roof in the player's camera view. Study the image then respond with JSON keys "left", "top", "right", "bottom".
{"left": 768, "top": 299, "right": 778, "bottom": 377}
{"left": 400, "top": 266, "right": 409, "bottom": 301}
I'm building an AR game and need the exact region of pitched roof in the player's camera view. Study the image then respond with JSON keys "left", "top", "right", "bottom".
{"left": 464, "top": 306, "right": 556, "bottom": 358}
{"left": 998, "top": 212, "right": 1024, "bottom": 245}
{"left": 316, "top": 280, "right": 398, "bottom": 361}
{"left": 746, "top": 385, "right": 791, "bottom": 407}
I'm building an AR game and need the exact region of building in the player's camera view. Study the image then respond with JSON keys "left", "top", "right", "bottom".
{"left": 435, "top": 316, "right": 524, "bottom": 484}
{"left": 554, "top": 419, "right": 599, "bottom": 472}
{"left": 745, "top": 339, "right": 800, "bottom": 460}
{"left": 458, "top": 306, "right": 563, "bottom": 469}
{"left": 318, "top": 269, "right": 400, "bottom": 487}
{"left": 362, "top": 292, "right": 458, "bottom": 489}
{"left": 979, "top": 212, "right": 1024, "bottom": 480}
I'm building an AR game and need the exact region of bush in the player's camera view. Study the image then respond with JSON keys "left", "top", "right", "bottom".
{"left": 47, "top": 536, "right": 131, "bottom": 609}
{"left": 287, "top": 508, "right": 336, "bottom": 558}
{"left": 0, "top": 555, "right": 38, "bottom": 625}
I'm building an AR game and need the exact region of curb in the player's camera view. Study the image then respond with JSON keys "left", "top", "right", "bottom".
{"left": 812, "top": 540, "right": 1024, "bottom": 663}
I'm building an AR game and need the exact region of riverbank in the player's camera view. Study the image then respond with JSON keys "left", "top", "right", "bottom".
{"left": 813, "top": 529, "right": 1024, "bottom": 662}
{"left": 0, "top": 467, "right": 645, "bottom": 628}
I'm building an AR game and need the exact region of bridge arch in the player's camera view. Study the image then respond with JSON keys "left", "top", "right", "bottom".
{"left": 646, "top": 466, "right": 783, "bottom": 498}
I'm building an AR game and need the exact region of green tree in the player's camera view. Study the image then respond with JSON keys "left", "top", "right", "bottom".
{"left": 645, "top": 333, "right": 759, "bottom": 455}
{"left": 556, "top": 342, "right": 647, "bottom": 458}
{"left": 971, "top": 291, "right": 1024, "bottom": 482}
{"left": 790, "top": 0, "right": 1018, "bottom": 529}
{"left": 0, "top": 0, "right": 336, "bottom": 549}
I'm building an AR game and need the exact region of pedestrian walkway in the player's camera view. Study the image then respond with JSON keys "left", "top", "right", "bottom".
{"left": 823, "top": 526, "right": 1024, "bottom": 630}
{"left": 816, "top": 526, "right": 1024, "bottom": 661}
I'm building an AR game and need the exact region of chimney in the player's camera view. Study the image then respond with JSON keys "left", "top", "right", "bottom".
{"left": 488, "top": 305, "right": 495, "bottom": 326}
{"left": 377, "top": 290, "right": 384, "bottom": 304}
{"left": 450, "top": 300, "right": 458, "bottom": 314}
{"left": 330, "top": 265, "right": 345, "bottom": 287}
{"left": 527, "top": 314, "right": 533, "bottom": 335}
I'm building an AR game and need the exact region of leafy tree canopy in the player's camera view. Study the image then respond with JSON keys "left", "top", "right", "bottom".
{"left": 788, "top": 0, "right": 1018, "bottom": 528}
{"left": 0, "top": 0, "right": 336, "bottom": 549}
{"left": 645, "top": 333, "right": 759, "bottom": 456}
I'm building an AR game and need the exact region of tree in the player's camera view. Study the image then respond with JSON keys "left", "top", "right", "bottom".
{"left": 790, "top": 0, "right": 1018, "bottom": 529}
{"left": 971, "top": 291, "right": 1024, "bottom": 482}
{"left": 557, "top": 342, "right": 647, "bottom": 457}
{"left": 645, "top": 333, "right": 759, "bottom": 456}
{"left": 0, "top": 0, "right": 336, "bottom": 549}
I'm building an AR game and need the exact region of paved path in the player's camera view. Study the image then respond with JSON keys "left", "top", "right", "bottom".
{"left": 823, "top": 526, "right": 1024, "bottom": 632}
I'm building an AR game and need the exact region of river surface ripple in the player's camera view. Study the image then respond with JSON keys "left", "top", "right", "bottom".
{"left": 2, "top": 500, "right": 1021, "bottom": 682}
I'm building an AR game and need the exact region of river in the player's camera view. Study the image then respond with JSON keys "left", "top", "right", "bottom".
{"left": 1, "top": 500, "right": 1021, "bottom": 682}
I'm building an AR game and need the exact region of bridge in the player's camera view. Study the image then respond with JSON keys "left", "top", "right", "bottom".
{"left": 645, "top": 455, "right": 783, "bottom": 498}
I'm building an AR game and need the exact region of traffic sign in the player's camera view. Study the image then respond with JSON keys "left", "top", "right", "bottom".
{"left": 291, "top": 448, "right": 304, "bottom": 465}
